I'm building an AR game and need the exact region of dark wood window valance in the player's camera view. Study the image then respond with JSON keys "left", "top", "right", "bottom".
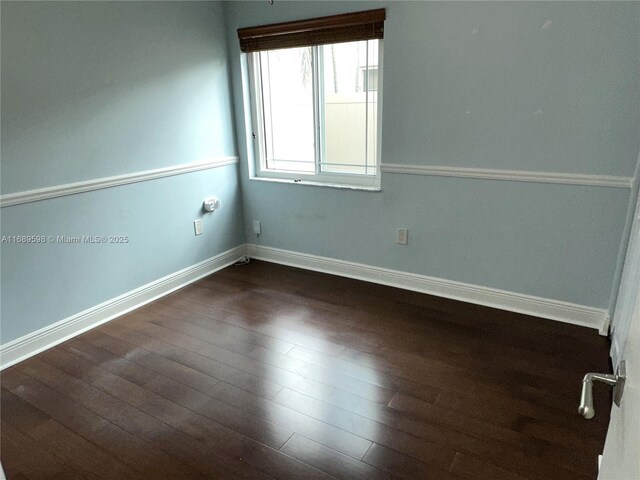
{"left": 237, "top": 9, "right": 385, "bottom": 53}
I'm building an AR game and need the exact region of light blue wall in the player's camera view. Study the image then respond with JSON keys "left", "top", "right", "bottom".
{"left": 384, "top": 1, "right": 639, "bottom": 176}
{"left": 1, "top": 1, "right": 236, "bottom": 193}
{"left": 225, "top": 1, "right": 639, "bottom": 308}
{"left": 0, "top": 167, "right": 244, "bottom": 343}
{"left": 2, "top": 1, "right": 638, "bottom": 345}
{"left": 1, "top": 1, "right": 243, "bottom": 344}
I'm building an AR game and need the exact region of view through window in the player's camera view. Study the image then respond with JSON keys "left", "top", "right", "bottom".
{"left": 253, "top": 40, "right": 380, "bottom": 184}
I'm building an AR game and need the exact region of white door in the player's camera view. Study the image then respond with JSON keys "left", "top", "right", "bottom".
{"left": 598, "top": 192, "right": 640, "bottom": 479}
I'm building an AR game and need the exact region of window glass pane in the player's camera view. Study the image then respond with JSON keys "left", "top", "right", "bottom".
{"left": 259, "top": 47, "right": 315, "bottom": 172}
{"left": 321, "top": 40, "right": 378, "bottom": 175}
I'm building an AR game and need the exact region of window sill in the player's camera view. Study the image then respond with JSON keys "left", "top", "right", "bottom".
{"left": 249, "top": 176, "right": 381, "bottom": 192}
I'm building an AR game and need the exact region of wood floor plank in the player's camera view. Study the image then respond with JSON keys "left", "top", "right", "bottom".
{"left": 286, "top": 345, "right": 442, "bottom": 404}
{"left": 433, "top": 388, "right": 607, "bottom": 438}
{"left": 97, "top": 319, "right": 284, "bottom": 399}
{"left": 14, "top": 356, "right": 164, "bottom": 436}
{"left": 136, "top": 423, "right": 271, "bottom": 480}
{"left": 222, "top": 439, "right": 337, "bottom": 480}
{"left": 330, "top": 388, "right": 522, "bottom": 448}
{"left": 77, "top": 332, "right": 220, "bottom": 393}
{"left": 289, "top": 343, "right": 583, "bottom": 419}
{"left": 18, "top": 358, "right": 273, "bottom": 479}
{"left": 32, "top": 417, "right": 146, "bottom": 480}
{"left": 34, "top": 349, "right": 280, "bottom": 479}
{"left": 1, "top": 386, "right": 52, "bottom": 433}
{"left": 172, "top": 290, "right": 346, "bottom": 356}
{"left": 223, "top": 261, "right": 601, "bottom": 347}
{"left": 1, "top": 416, "right": 88, "bottom": 480}
{"left": 174, "top": 307, "right": 296, "bottom": 354}
{"left": 291, "top": 386, "right": 592, "bottom": 479}
{"left": 247, "top": 345, "right": 395, "bottom": 404}
{"left": 4, "top": 472, "right": 29, "bottom": 480}
{"left": 449, "top": 452, "right": 530, "bottom": 480}
{"left": 335, "top": 335, "right": 588, "bottom": 401}
{"left": 70, "top": 332, "right": 311, "bottom": 455}
{"left": 0, "top": 420, "right": 99, "bottom": 480}
{"left": 61, "top": 340, "right": 158, "bottom": 386}
{"left": 1, "top": 261, "right": 609, "bottom": 480}
{"left": 281, "top": 434, "right": 393, "bottom": 480}
{"left": 226, "top": 288, "right": 600, "bottom": 416}
{"left": 272, "top": 387, "right": 458, "bottom": 471}
{"left": 143, "top": 375, "right": 294, "bottom": 449}
{"left": 2, "top": 369, "right": 202, "bottom": 480}
{"left": 388, "top": 391, "right": 602, "bottom": 453}
{"left": 137, "top": 315, "right": 336, "bottom": 401}
{"left": 223, "top": 262, "right": 609, "bottom": 377}
{"left": 208, "top": 381, "right": 373, "bottom": 460}
{"left": 331, "top": 304, "right": 606, "bottom": 373}
{"left": 35, "top": 342, "right": 349, "bottom": 480}
{"left": 362, "top": 443, "right": 460, "bottom": 480}
{"left": 151, "top": 312, "right": 292, "bottom": 356}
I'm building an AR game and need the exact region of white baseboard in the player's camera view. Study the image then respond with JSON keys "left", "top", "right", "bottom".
{"left": 247, "top": 244, "right": 610, "bottom": 335}
{"left": 1, "top": 242, "right": 609, "bottom": 370}
{"left": 0, "top": 245, "right": 246, "bottom": 370}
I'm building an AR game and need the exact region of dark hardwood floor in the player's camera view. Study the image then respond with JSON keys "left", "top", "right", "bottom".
{"left": 1, "top": 260, "right": 611, "bottom": 479}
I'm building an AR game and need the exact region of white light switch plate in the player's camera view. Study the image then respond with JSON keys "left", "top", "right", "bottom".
{"left": 397, "top": 228, "right": 408, "bottom": 245}
{"left": 194, "top": 219, "right": 203, "bottom": 236}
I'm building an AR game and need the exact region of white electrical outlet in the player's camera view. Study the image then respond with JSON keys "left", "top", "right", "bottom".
{"left": 194, "top": 219, "right": 203, "bottom": 236}
{"left": 253, "top": 220, "right": 262, "bottom": 237}
{"left": 397, "top": 228, "right": 408, "bottom": 245}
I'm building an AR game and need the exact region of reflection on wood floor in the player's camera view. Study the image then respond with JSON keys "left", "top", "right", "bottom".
{"left": 1, "top": 260, "right": 610, "bottom": 479}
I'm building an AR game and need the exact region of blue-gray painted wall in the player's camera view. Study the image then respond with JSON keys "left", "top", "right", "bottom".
{"left": 1, "top": 1, "right": 244, "bottom": 343}
{"left": 225, "top": 1, "right": 639, "bottom": 308}
{"left": 1, "top": 1, "right": 237, "bottom": 192}
{"left": 2, "top": 1, "right": 639, "bottom": 346}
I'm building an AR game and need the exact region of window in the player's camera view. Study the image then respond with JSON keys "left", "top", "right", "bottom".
{"left": 238, "top": 10, "right": 385, "bottom": 189}
{"left": 359, "top": 66, "right": 378, "bottom": 92}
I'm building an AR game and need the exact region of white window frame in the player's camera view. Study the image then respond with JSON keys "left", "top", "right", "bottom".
{"left": 246, "top": 41, "right": 384, "bottom": 190}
